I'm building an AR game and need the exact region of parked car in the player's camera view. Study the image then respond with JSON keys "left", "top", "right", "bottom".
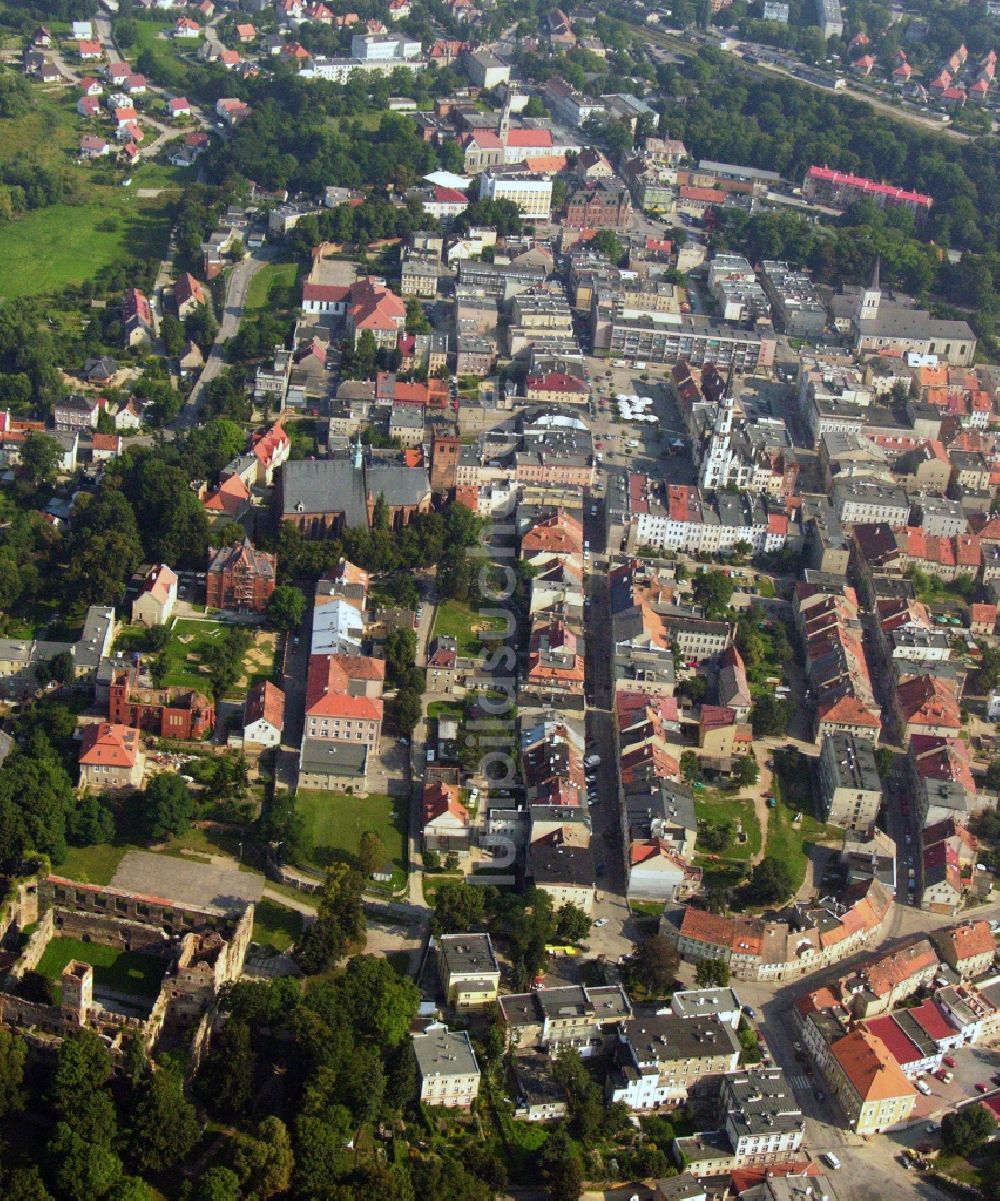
{"left": 943, "top": 1055, "right": 957, "bottom": 1068}
{"left": 822, "top": 1153, "right": 841, "bottom": 1170}
{"left": 976, "top": 1082, "right": 990, "bottom": 1093}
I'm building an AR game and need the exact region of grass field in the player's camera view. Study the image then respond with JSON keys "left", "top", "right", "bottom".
{"left": 0, "top": 197, "right": 170, "bottom": 300}
{"left": 768, "top": 755, "right": 842, "bottom": 894}
{"left": 0, "top": 87, "right": 177, "bottom": 299}
{"left": 432, "top": 601, "right": 501, "bottom": 656}
{"left": 245, "top": 260, "right": 301, "bottom": 312}
{"left": 296, "top": 790, "right": 406, "bottom": 890}
{"left": 58, "top": 843, "right": 128, "bottom": 886}
{"left": 36, "top": 936, "right": 167, "bottom": 999}
{"left": 252, "top": 898, "right": 302, "bottom": 953}
{"left": 695, "top": 789, "right": 761, "bottom": 863}
{"left": 156, "top": 618, "right": 275, "bottom": 698}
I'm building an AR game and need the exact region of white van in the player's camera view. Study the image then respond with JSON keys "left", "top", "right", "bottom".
{"left": 915, "top": 1078, "right": 932, "bottom": 1096}
{"left": 822, "top": 1153, "right": 841, "bottom": 1170}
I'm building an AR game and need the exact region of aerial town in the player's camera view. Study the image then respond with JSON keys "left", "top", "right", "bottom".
{"left": 4, "top": 0, "right": 1000, "bottom": 1198}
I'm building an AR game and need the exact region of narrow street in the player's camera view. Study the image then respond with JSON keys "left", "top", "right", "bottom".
{"left": 174, "top": 247, "right": 276, "bottom": 431}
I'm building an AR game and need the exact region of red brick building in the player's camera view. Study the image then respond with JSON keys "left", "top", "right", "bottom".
{"left": 205, "top": 539, "right": 276, "bottom": 613}
{"left": 108, "top": 666, "right": 215, "bottom": 739}
{"left": 564, "top": 180, "right": 633, "bottom": 231}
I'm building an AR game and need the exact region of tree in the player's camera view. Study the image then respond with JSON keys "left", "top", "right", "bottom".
{"left": 404, "top": 296, "right": 430, "bottom": 334}
{"left": 540, "top": 1129, "right": 584, "bottom": 1201}
{"left": 680, "top": 750, "right": 703, "bottom": 785}
{"left": 107, "top": 1179, "right": 154, "bottom": 1201}
{"left": 196, "top": 1020, "right": 255, "bottom": 1117}
{"left": 294, "top": 864, "right": 366, "bottom": 974}
{"left": 384, "top": 627, "right": 417, "bottom": 688}
{"left": 751, "top": 695, "right": 791, "bottom": 737}
{"left": 232, "top": 1116, "right": 295, "bottom": 1200}
{"left": 432, "top": 881, "right": 486, "bottom": 933}
{"left": 143, "top": 773, "right": 193, "bottom": 841}
{"left": 161, "top": 314, "right": 186, "bottom": 357}
{"left": 394, "top": 687, "right": 422, "bottom": 737}
{"left": 942, "top": 1105, "right": 996, "bottom": 1157}
{"left": 732, "top": 754, "right": 759, "bottom": 787}
{"left": 873, "top": 746, "right": 894, "bottom": 779}
{"left": 47, "top": 650, "right": 75, "bottom": 687}
{"left": 357, "top": 830, "right": 385, "bottom": 878}
{"left": 333, "top": 955, "right": 419, "bottom": 1047}
{"left": 4, "top": 1167, "right": 54, "bottom": 1201}
{"left": 0, "top": 1029, "right": 26, "bottom": 1118}
{"left": 267, "top": 584, "right": 306, "bottom": 631}
{"left": 743, "top": 856, "right": 794, "bottom": 905}
{"left": 19, "top": 432, "right": 62, "bottom": 486}
{"left": 50, "top": 1031, "right": 113, "bottom": 1126}
{"left": 182, "top": 1168, "right": 241, "bottom": 1201}
{"left": 127, "top": 1068, "right": 200, "bottom": 1172}
{"left": 590, "top": 228, "right": 623, "bottom": 263}
{"left": 555, "top": 903, "right": 591, "bottom": 944}
{"left": 628, "top": 934, "right": 680, "bottom": 997}
{"left": 693, "top": 570, "right": 735, "bottom": 619}
{"left": 46, "top": 1123, "right": 123, "bottom": 1201}
{"left": 695, "top": 958, "right": 731, "bottom": 988}
{"left": 698, "top": 820, "right": 733, "bottom": 854}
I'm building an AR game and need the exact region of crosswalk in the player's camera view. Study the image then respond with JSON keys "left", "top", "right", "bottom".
{"left": 787, "top": 1073, "right": 811, "bottom": 1093}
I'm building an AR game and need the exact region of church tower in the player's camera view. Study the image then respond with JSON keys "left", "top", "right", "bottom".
{"left": 498, "top": 93, "right": 511, "bottom": 140}
{"left": 699, "top": 369, "right": 737, "bottom": 490}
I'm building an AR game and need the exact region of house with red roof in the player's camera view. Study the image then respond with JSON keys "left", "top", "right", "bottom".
{"left": 131, "top": 564, "right": 177, "bottom": 628}
{"left": 174, "top": 16, "right": 201, "bottom": 37}
{"left": 77, "top": 39, "right": 102, "bottom": 59}
{"left": 113, "top": 105, "right": 138, "bottom": 129}
{"left": 219, "top": 48, "right": 242, "bottom": 69}
{"left": 79, "top": 75, "right": 103, "bottom": 96}
{"left": 168, "top": 96, "right": 191, "bottom": 118}
{"left": 525, "top": 371, "right": 587, "bottom": 405}
{"left": 422, "top": 185, "right": 469, "bottom": 220}
{"left": 122, "top": 287, "right": 153, "bottom": 347}
{"left": 931, "top": 920, "right": 996, "bottom": 978}
{"left": 301, "top": 281, "right": 350, "bottom": 315}
{"left": 422, "top": 781, "right": 470, "bottom": 853}
{"left": 91, "top": 433, "right": 122, "bottom": 462}
{"left": 106, "top": 61, "right": 132, "bottom": 85}
{"left": 235, "top": 22, "right": 256, "bottom": 41}
{"left": 77, "top": 95, "right": 101, "bottom": 118}
{"left": 304, "top": 653, "right": 384, "bottom": 753}
{"left": 251, "top": 420, "right": 291, "bottom": 485}
{"left": 345, "top": 277, "right": 406, "bottom": 350}
{"left": 627, "top": 840, "right": 701, "bottom": 903}
{"left": 243, "top": 680, "right": 285, "bottom": 748}
{"left": 79, "top": 722, "right": 145, "bottom": 791}
{"left": 79, "top": 135, "right": 111, "bottom": 160}
{"left": 892, "top": 674, "right": 961, "bottom": 745}
{"left": 851, "top": 54, "right": 876, "bottom": 76}
{"left": 174, "top": 272, "right": 206, "bottom": 319}
{"left": 202, "top": 473, "right": 252, "bottom": 521}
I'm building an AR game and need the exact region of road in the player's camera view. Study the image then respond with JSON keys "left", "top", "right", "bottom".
{"left": 174, "top": 247, "right": 275, "bottom": 430}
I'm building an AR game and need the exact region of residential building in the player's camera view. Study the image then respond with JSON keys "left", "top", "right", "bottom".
{"left": 720, "top": 1069, "right": 805, "bottom": 1166}
{"left": 413, "top": 1024, "right": 480, "bottom": 1109}
{"left": 564, "top": 180, "right": 633, "bottom": 231}
{"left": 818, "top": 732, "right": 882, "bottom": 832}
{"left": 607, "top": 1014, "right": 741, "bottom": 1109}
{"left": 480, "top": 166, "right": 552, "bottom": 220}
{"left": 436, "top": 932, "right": 500, "bottom": 1010}
{"left": 205, "top": 539, "right": 276, "bottom": 613}
{"left": 824, "top": 1028, "right": 917, "bottom": 1134}
{"left": 303, "top": 653, "right": 384, "bottom": 754}
{"left": 422, "top": 782, "right": 471, "bottom": 855}
{"left": 78, "top": 722, "right": 145, "bottom": 792}
{"left": 500, "top": 985, "right": 632, "bottom": 1056}
{"left": 54, "top": 395, "right": 99, "bottom": 432}
{"left": 242, "top": 680, "right": 285, "bottom": 747}
{"left": 130, "top": 564, "right": 177, "bottom": 627}
{"left": 931, "top": 921, "right": 996, "bottom": 979}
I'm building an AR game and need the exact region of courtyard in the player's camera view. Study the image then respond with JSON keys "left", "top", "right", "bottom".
{"left": 35, "top": 936, "right": 167, "bottom": 1003}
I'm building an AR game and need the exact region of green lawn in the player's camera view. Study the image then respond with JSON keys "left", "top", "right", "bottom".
{"left": 245, "top": 260, "right": 301, "bottom": 312}
{"left": 296, "top": 790, "right": 407, "bottom": 890}
{"left": 57, "top": 844, "right": 128, "bottom": 886}
{"left": 153, "top": 618, "right": 274, "bottom": 699}
{"left": 252, "top": 898, "right": 303, "bottom": 953}
{"left": 768, "top": 755, "right": 842, "bottom": 894}
{"left": 432, "top": 601, "right": 501, "bottom": 656}
{"left": 0, "top": 198, "right": 171, "bottom": 300}
{"left": 36, "top": 937, "right": 167, "bottom": 999}
{"left": 427, "top": 701, "right": 464, "bottom": 721}
{"left": 695, "top": 789, "right": 762, "bottom": 863}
